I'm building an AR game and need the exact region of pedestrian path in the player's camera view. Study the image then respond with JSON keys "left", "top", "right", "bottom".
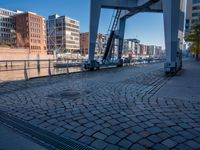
{"left": 0, "top": 59, "right": 199, "bottom": 150}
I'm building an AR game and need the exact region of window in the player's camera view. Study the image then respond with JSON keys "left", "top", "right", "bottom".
{"left": 192, "top": 12, "right": 200, "bottom": 17}
{"left": 192, "top": 6, "right": 200, "bottom": 10}
{"left": 193, "top": 0, "right": 200, "bottom": 4}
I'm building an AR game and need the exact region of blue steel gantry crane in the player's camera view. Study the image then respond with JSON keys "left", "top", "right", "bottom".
{"left": 85, "top": 0, "right": 186, "bottom": 74}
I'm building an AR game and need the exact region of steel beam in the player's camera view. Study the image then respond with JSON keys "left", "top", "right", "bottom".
{"left": 118, "top": 17, "right": 126, "bottom": 59}
{"left": 89, "top": 0, "right": 101, "bottom": 61}
{"left": 100, "top": 0, "right": 137, "bottom": 9}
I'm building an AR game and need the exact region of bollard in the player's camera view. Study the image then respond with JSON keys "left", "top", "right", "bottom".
{"left": 24, "top": 60, "right": 29, "bottom": 80}
{"left": 66, "top": 59, "right": 69, "bottom": 74}
{"left": 48, "top": 59, "right": 52, "bottom": 77}
{"left": 37, "top": 59, "right": 40, "bottom": 73}
{"left": 5, "top": 61, "right": 8, "bottom": 68}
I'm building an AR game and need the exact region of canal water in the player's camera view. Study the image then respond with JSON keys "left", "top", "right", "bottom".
{"left": 0, "top": 61, "right": 82, "bottom": 82}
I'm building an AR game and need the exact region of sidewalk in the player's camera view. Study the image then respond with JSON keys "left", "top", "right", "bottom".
{"left": 156, "top": 59, "right": 200, "bottom": 100}
{"left": 0, "top": 123, "right": 48, "bottom": 150}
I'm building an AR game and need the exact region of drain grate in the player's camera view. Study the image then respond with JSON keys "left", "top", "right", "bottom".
{"left": 0, "top": 111, "right": 95, "bottom": 150}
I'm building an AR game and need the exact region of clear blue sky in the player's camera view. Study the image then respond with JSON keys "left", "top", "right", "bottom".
{"left": 0, "top": 0, "right": 165, "bottom": 48}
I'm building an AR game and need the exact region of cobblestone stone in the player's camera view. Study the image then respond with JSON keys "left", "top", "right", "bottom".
{"left": 185, "top": 140, "right": 200, "bottom": 149}
{"left": 105, "top": 135, "right": 120, "bottom": 144}
{"left": 118, "top": 139, "right": 132, "bottom": 149}
{"left": 162, "top": 139, "right": 177, "bottom": 148}
{"left": 91, "top": 139, "right": 108, "bottom": 149}
{"left": 93, "top": 132, "right": 107, "bottom": 140}
{"left": 130, "top": 144, "right": 146, "bottom": 150}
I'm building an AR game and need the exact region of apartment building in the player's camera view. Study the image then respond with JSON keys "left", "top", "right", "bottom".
{"left": 46, "top": 14, "right": 80, "bottom": 53}
{"left": 15, "top": 12, "right": 47, "bottom": 54}
{"left": 80, "top": 32, "right": 107, "bottom": 56}
{"left": 80, "top": 32, "right": 89, "bottom": 55}
{"left": 185, "top": 0, "right": 200, "bottom": 33}
{"left": 0, "top": 8, "right": 18, "bottom": 46}
{"left": 123, "top": 39, "right": 140, "bottom": 55}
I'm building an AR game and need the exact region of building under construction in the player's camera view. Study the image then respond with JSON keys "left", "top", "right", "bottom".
{"left": 46, "top": 14, "right": 80, "bottom": 54}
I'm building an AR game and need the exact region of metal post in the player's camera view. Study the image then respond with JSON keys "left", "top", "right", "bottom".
{"left": 48, "top": 59, "right": 52, "bottom": 77}
{"left": 37, "top": 59, "right": 40, "bottom": 73}
{"left": 89, "top": 0, "right": 101, "bottom": 61}
{"left": 163, "top": 0, "right": 184, "bottom": 73}
{"left": 24, "top": 60, "right": 28, "bottom": 80}
{"left": 66, "top": 59, "right": 69, "bottom": 74}
{"left": 118, "top": 17, "right": 126, "bottom": 60}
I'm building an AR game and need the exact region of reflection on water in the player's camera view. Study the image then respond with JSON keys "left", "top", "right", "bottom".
{"left": 0, "top": 67, "right": 81, "bottom": 82}
{"left": 0, "top": 60, "right": 84, "bottom": 82}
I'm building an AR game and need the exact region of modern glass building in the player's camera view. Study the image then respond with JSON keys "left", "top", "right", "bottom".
{"left": 185, "top": 0, "right": 200, "bottom": 33}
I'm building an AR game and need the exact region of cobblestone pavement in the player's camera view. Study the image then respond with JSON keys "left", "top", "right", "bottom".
{"left": 0, "top": 62, "right": 200, "bottom": 150}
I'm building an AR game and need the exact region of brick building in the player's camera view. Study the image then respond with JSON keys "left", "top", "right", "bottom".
{"left": 80, "top": 32, "right": 107, "bottom": 56}
{"left": 15, "top": 12, "right": 47, "bottom": 54}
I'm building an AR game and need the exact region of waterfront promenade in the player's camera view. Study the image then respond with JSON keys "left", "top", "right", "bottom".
{"left": 0, "top": 59, "right": 199, "bottom": 150}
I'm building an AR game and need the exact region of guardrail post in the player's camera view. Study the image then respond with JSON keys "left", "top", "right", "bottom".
{"left": 66, "top": 59, "right": 69, "bottom": 74}
{"left": 80, "top": 59, "right": 84, "bottom": 72}
{"left": 37, "top": 58, "right": 40, "bottom": 73}
{"left": 24, "top": 60, "right": 28, "bottom": 80}
{"left": 5, "top": 61, "right": 7, "bottom": 68}
{"left": 48, "top": 59, "right": 51, "bottom": 77}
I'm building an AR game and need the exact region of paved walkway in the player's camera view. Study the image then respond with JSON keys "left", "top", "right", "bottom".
{"left": 0, "top": 59, "right": 199, "bottom": 150}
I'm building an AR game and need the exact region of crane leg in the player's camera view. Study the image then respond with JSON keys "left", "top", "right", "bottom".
{"left": 163, "top": 0, "right": 182, "bottom": 74}
{"left": 118, "top": 17, "right": 126, "bottom": 67}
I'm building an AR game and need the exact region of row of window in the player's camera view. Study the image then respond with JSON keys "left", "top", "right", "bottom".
{"left": 30, "top": 34, "right": 41, "bottom": 38}
{"left": 30, "top": 17, "right": 40, "bottom": 23}
{"left": 192, "top": 5, "right": 200, "bottom": 10}
{"left": 0, "top": 28, "right": 10, "bottom": 32}
{"left": 0, "top": 22, "right": 14, "bottom": 28}
{"left": 54, "top": 45, "right": 80, "bottom": 49}
{"left": 193, "top": 0, "right": 200, "bottom": 4}
{"left": 0, "top": 33, "right": 10, "bottom": 38}
{"left": 71, "top": 33, "right": 79, "bottom": 37}
{"left": 69, "top": 19, "right": 79, "bottom": 25}
{"left": 30, "top": 22, "right": 40, "bottom": 28}
{"left": 66, "top": 23, "right": 79, "bottom": 29}
{"left": 0, "top": 9, "right": 16, "bottom": 16}
{"left": 0, "top": 17, "right": 14, "bottom": 22}
{"left": 30, "top": 45, "right": 41, "bottom": 50}
{"left": 65, "top": 27, "right": 79, "bottom": 33}
{"left": 30, "top": 28, "right": 40, "bottom": 33}
{"left": 31, "top": 39, "right": 41, "bottom": 44}
{"left": 0, "top": 38, "right": 14, "bottom": 43}
{"left": 192, "top": 12, "right": 200, "bottom": 17}
{"left": 192, "top": 19, "right": 200, "bottom": 24}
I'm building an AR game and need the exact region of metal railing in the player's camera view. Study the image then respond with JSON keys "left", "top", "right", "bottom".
{"left": 0, "top": 59, "right": 86, "bottom": 81}
{"left": 0, "top": 58, "right": 165, "bottom": 81}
